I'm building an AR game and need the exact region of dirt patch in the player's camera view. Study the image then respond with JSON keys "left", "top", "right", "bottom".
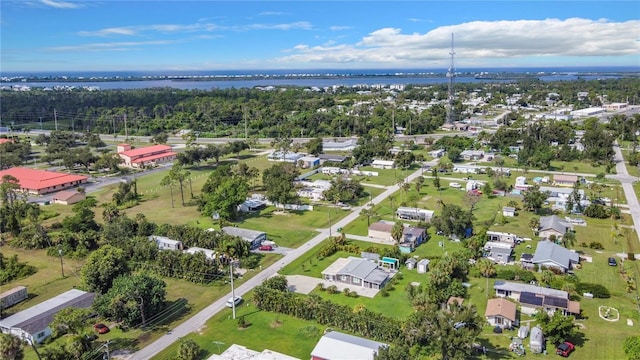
{"left": 197, "top": 325, "right": 208, "bottom": 334}
{"left": 270, "top": 321, "right": 283, "bottom": 328}
{"left": 273, "top": 211, "right": 291, "bottom": 216}
{"left": 421, "top": 195, "right": 432, "bottom": 201}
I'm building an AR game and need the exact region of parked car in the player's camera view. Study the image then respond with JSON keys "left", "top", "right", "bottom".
{"left": 608, "top": 257, "right": 618, "bottom": 266}
{"left": 258, "top": 245, "right": 273, "bottom": 251}
{"left": 94, "top": 323, "right": 110, "bottom": 334}
{"left": 226, "top": 296, "right": 242, "bottom": 308}
{"left": 556, "top": 341, "right": 575, "bottom": 357}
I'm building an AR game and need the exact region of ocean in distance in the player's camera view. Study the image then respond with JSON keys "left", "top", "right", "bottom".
{"left": 2, "top": 66, "right": 637, "bottom": 91}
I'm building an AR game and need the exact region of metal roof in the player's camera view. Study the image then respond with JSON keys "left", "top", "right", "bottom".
{"left": 337, "top": 257, "right": 388, "bottom": 285}
{"left": 0, "top": 289, "right": 94, "bottom": 334}
{"left": 494, "top": 281, "right": 568, "bottom": 299}
{"left": 532, "top": 240, "right": 580, "bottom": 270}
{"left": 221, "top": 226, "right": 266, "bottom": 241}
{"left": 310, "top": 331, "right": 386, "bottom": 360}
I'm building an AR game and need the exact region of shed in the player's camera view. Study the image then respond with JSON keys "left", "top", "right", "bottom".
{"left": 405, "top": 258, "right": 417, "bottom": 270}
{"left": 529, "top": 326, "right": 544, "bottom": 354}
{"left": 311, "top": 331, "right": 387, "bottom": 360}
{"left": 52, "top": 190, "right": 86, "bottom": 205}
{"left": 417, "top": 259, "right": 430, "bottom": 274}
{"left": 502, "top": 206, "right": 516, "bottom": 217}
{"left": 148, "top": 235, "right": 183, "bottom": 251}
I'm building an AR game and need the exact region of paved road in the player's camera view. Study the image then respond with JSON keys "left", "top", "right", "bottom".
{"left": 128, "top": 166, "right": 425, "bottom": 360}
{"left": 610, "top": 142, "right": 640, "bottom": 242}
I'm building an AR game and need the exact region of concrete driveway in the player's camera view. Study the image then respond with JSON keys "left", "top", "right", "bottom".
{"left": 285, "top": 275, "right": 379, "bottom": 298}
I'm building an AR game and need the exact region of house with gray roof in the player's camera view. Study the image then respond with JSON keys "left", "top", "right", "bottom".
{"left": 221, "top": 226, "right": 267, "bottom": 249}
{"left": 148, "top": 235, "right": 183, "bottom": 251}
{"left": 322, "top": 257, "right": 390, "bottom": 289}
{"left": 0, "top": 289, "right": 95, "bottom": 344}
{"left": 483, "top": 241, "right": 514, "bottom": 264}
{"left": 322, "top": 138, "right": 358, "bottom": 152}
{"left": 532, "top": 240, "right": 580, "bottom": 273}
{"left": 311, "top": 331, "right": 387, "bottom": 360}
{"left": 538, "top": 215, "right": 572, "bottom": 239}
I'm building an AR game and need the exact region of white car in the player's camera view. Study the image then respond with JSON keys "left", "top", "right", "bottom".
{"left": 226, "top": 296, "right": 242, "bottom": 308}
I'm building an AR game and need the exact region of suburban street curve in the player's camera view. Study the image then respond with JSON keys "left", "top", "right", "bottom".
{"left": 611, "top": 142, "right": 640, "bottom": 242}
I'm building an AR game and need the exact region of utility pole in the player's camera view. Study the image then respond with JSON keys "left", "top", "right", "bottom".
{"left": 124, "top": 113, "right": 128, "bottom": 140}
{"left": 230, "top": 261, "right": 237, "bottom": 319}
{"left": 54, "top": 109, "right": 58, "bottom": 131}
{"left": 58, "top": 245, "right": 64, "bottom": 277}
{"left": 137, "top": 296, "right": 146, "bottom": 327}
{"left": 244, "top": 108, "right": 248, "bottom": 139}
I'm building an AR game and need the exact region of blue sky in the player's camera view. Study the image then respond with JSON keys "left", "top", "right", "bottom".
{"left": 1, "top": 0, "right": 639, "bottom": 73}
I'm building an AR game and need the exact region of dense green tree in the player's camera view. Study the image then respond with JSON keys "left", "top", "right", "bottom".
{"left": 262, "top": 163, "right": 299, "bottom": 207}
{"left": 432, "top": 203, "right": 474, "bottom": 237}
{"left": 177, "top": 339, "right": 201, "bottom": 360}
{"left": 305, "top": 137, "right": 323, "bottom": 156}
{"left": 50, "top": 307, "right": 92, "bottom": 337}
{"left": 403, "top": 303, "right": 483, "bottom": 360}
{"left": 535, "top": 309, "right": 578, "bottom": 345}
{"left": 199, "top": 167, "right": 249, "bottom": 220}
{"left": 81, "top": 245, "right": 130, "bottom": 294}
{"left": 0, "top": 333, "right": 24, "bottom": 360}
{"left": 93, "top": 273, "right": 166, "bottom": 327}
{"left": 323, "top": 177, "right": 364, "bottom": 204}
{"left": 522, "top": 185, "right": 550, "bottom": 213}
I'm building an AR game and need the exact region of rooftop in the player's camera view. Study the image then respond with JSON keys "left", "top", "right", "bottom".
{"left": 311, "top": 331, "right": 387, "bottom": 360}
{"left": 119, "top": 144, "right": 172, "bottom": 157}
{"left": 221, "top": 226, "right": 266, "bottom": 240}
{"left": 494, "top": 280, "right": 568, "bottom": 299}
{"left": 485, "top": 297, "right": 517, "bottom": 321}
{"left": 0, "top": 167, "right": 88, "bottom": 191}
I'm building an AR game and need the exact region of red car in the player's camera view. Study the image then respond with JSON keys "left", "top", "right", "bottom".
{"left": 258, "top": 245, "right": 273, "bottom": 251}
{"left": 556, "top": 341, "right": 575, "bottom": 357}
{"left": 94, "top": 323, "right": 110, "bottom": 334}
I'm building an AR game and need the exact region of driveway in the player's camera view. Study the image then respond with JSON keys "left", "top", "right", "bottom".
{"left": 285, "top": 275, "right": 379, "bottom": 298}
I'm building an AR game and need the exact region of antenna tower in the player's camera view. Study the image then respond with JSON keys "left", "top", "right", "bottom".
{"left": 446, "top": 33, "right": 455, "bottom": 124}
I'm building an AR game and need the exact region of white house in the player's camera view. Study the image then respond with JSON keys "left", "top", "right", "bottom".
{"left": 371, "top": 159, "right": 395, "bottom": 169}
{"left": 184, "top": 247, "right": 217, "bottom": 261}
{"left": 485, "top": 298, "right": 517, "bottom": 329}
{"left": 396, "top": 207, "right": 434, "bottom": 222}
{"left": 148, "top": 235, "right": 183, "bottom": 251}
{"left": 417, "top": 259, "right": 430, "bottom": 273}
{"left": 0, "top": 289, "right": 95, "bottom": 344}
{"left": 298, "top": 156, "right": 320, "bottom": 168}
{"left": 221, "top": 226, "right": 267, "bottom": 249}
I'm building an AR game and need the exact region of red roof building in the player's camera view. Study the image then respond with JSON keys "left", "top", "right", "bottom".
{"left": 0, "top": 167, "right": 88, "bottom": 195}
{"left": 117, "top": 144, "right": 177, "bottom": 168}
{"left": 0, "top": 138, "right": 14, "bottom": 145}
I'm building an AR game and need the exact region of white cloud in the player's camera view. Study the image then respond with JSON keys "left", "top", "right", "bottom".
{"left": 78, "top": 21, "right": 311, "bottom": 37}
{"left": 275, "top": 18, "right": 640, "bottom": 66}
{"left": 40, "top": 0, "right": 81, "bottom": 9}
{"left": 46, "top": 40, "right": 175, "bottom": 52}
{"left": 258, "top": 11, "right": 289, "bottom": 16}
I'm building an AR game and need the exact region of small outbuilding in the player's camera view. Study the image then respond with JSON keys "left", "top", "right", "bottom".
{"left": 405, "top": 258, "right": 417, "bottom": 270}
{"left": 417, "top": 259, "right": 430, "bottom": 274}
{"left": 52, "top": 190, "right": 86, "bottom": 205}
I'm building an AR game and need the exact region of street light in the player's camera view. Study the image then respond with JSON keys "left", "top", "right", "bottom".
{"left": 58, "top": 245, "right": 64, "bottom": 278}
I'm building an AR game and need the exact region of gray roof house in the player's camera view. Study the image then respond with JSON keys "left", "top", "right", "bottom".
{"left": 221, "top": 226, "right": 267, "bottom": 249}
{"left": 538, "top": 215, "right": 572, "bottom": 239}
{"left": 532, "top": 240, "right": 580, "bottom": 273}
{"left": 0, "top": 289, "right": 95, "bottom": 344}
{"left": 322, "top": 257, "right": 390, "bottom": 289}
{"left": 311, "top": 331, "right": 387, "bottom": 360}
{"left": 483, "top": 241, "right": 513, "bottom": 264}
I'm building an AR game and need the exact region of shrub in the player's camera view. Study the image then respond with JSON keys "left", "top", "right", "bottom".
{"left": 577, "top": 282, "right": 610, "bottom": 298}
{"left": 380, "top": 289, "right": 390, "bottom": 297}
{"left": 343, "top": 288, "right": 351, "bottom": 296}
{"left": 326, "top": 285, "right": 339, "bottom": 294}
{"left": 497, "top": 269, "right": 515, "bottom": 280}
{"left": 589, "top": 241, "right": 604, "bottom": 250}
{"left": 316, "top": 283, "right": 326, "bottom": 292}
{"left": 628, "top": 253, "right": 636, "bottom": 261}
{"left": 515, "top": 269, "right": 536, "bottom": 283}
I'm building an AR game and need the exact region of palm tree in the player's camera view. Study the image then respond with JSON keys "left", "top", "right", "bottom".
{"left": 476, "top": 258, "right": 496, "bottom": 296}
{"left": 160, "top": 174, "right": 176, "bottom": 208}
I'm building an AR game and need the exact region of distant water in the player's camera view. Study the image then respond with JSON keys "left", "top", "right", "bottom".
{"left": 2, "top": 66, "right": 637, "bottom": 90}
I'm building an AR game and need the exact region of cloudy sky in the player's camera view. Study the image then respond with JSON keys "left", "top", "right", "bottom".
{"left": 1, "top": 0, "right": 639, "bottom": 73}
